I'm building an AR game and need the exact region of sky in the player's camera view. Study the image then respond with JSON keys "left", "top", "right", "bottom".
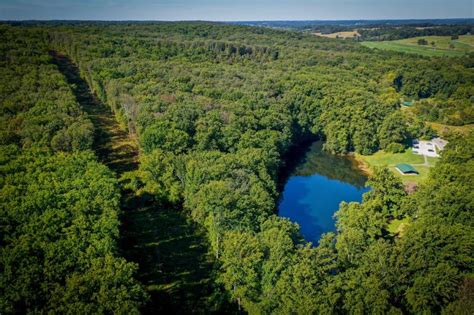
{"left": 0, "top": 0, "right": 472, "bottom": 21}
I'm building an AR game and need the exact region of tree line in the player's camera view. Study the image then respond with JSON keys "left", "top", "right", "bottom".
{"left": 358, "top": 24, "right": 474, "bottom": 41}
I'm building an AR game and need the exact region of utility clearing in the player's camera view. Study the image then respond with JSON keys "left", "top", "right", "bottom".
{"left": 51, "top": 52, "right": 219, "bottom": 314}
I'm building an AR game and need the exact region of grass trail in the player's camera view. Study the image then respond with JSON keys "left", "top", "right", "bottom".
{"left": 50, "top": 52, "right": 138, "bottom": 173}
{"left": 51, "top": 52, "right": 223, "bottom": 314}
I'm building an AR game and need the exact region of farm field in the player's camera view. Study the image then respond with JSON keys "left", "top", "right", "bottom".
{"left": 361, "top": 35, "right": 474, "bottom": 57}
{"left": 314, "top": 31, "right": 360, "bottom": 38}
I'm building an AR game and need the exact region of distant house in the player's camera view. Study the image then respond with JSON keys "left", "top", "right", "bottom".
{"left": 396, "top": 163, "right": 419, "bottom": 175}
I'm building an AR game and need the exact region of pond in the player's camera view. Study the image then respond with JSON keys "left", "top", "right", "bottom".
{"left": 278, "top": 141, "right": 370, "bottom": 244}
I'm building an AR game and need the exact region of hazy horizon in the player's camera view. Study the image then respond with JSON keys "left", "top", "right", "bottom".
{"left": 1, "top": 0, "right": 472, "bottom": 21}
{"left": 1, "top": 18, "right": 473, "bottom": 22}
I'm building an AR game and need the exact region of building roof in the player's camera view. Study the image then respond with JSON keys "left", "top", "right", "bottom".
{"left": 396, "top": 163, "right": 418, "bottom": 174}
{"left": 402, "top": 101, "right": 414, "bottom": 106}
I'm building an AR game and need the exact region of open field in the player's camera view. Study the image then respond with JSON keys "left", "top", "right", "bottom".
{"left": 358, "top": 149, "right": 425, "bottom": 166}
{"left": 314, "top": 31, "right": 360, "bottom": 39}
{"left": 428, "top": 122, "right": 474, "bottom": 136}
{"left": 361, "top": 35, "right": 474, "bottom": 57}
{"left": 355, "top": 149, "right": 437, "bottom": 184}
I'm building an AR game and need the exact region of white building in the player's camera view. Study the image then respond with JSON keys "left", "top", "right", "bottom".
{"left": 412, "top": 137, "right": 447, "bottom": 158}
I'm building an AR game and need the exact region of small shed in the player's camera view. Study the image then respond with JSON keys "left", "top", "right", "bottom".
{"left": 402, "top": 101, "right": 414, "bottom": 107}
{"left": 396, "top": 163, "right": 418, "bottom": 174}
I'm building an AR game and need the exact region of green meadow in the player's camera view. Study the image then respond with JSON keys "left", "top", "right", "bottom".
{"left": 362, "top": 35, "right": 474, "bottom": 57}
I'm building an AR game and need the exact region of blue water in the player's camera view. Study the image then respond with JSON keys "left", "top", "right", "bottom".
{"left": 278, "top": 142, "right": 370, "bottom": 244}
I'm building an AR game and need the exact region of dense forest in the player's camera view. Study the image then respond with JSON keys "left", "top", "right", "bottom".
{"left": 1, "top": 21, "right": 473, "bottom": 314}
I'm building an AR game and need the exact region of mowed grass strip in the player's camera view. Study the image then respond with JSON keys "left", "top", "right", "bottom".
{"left": 359, "top": 149, "right": 424, "bottom": 166}
{"left": 361, "top": 35, "right": 474, "bottom": 57}
{"left": 355, "top": 150, "right": 436, "bottom": 184}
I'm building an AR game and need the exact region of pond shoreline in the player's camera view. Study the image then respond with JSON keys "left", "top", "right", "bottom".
{"left": 277, "top": 141, "right": 370, "bottom": 243}
{"left": 347, "top": 153, "right": 373, "bottom": 176}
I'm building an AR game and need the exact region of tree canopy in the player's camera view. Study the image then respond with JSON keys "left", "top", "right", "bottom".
{"left": 1, "top": 21, "right": 472, "bottom": 314}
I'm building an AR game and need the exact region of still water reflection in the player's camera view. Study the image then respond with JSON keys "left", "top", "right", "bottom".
{"left": 278, "top": 142, "right": 370, "bottom": 244}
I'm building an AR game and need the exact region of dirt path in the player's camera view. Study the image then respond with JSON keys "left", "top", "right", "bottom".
{"left": 51, "top": 52, "right": 224, "bottom": 314}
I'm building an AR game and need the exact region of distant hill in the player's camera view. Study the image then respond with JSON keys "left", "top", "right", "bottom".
{"left": 228, "top": 19, "right": 474, "bottom": 30}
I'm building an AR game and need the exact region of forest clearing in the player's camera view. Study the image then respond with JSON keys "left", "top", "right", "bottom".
{"left": 355, "top": 149, "right": 437, "bottom": 184}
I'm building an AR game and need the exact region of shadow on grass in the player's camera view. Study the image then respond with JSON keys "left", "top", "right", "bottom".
{"left": 120, "top": 194, "right": 230, "bottom": 314}
{"left": 50, "top": 51, "right": 138, "bottom": 174}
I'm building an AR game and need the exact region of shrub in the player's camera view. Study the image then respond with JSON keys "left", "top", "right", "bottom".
{"left": 417, "top": 39, "right": 428, "bottom": 45}
{"left": 385, "top": 142, "right": 406, "bottom": 153}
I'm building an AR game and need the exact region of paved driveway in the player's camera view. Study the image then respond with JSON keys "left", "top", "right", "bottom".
{"left": 412, "top": 140, "right": 439, "bottom": 158}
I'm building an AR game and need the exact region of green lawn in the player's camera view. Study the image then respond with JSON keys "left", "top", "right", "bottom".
{"left": 356, "top": 149, "right": 437, "bottom": 184}
{"left": 361, "top": 35, "right": 474, "bottom": 57}
{"left": 389, "top": 165, "right": 431, "bottom": 185}
{"left": 359, "top": 149, "right": 424, "bottom": 165}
